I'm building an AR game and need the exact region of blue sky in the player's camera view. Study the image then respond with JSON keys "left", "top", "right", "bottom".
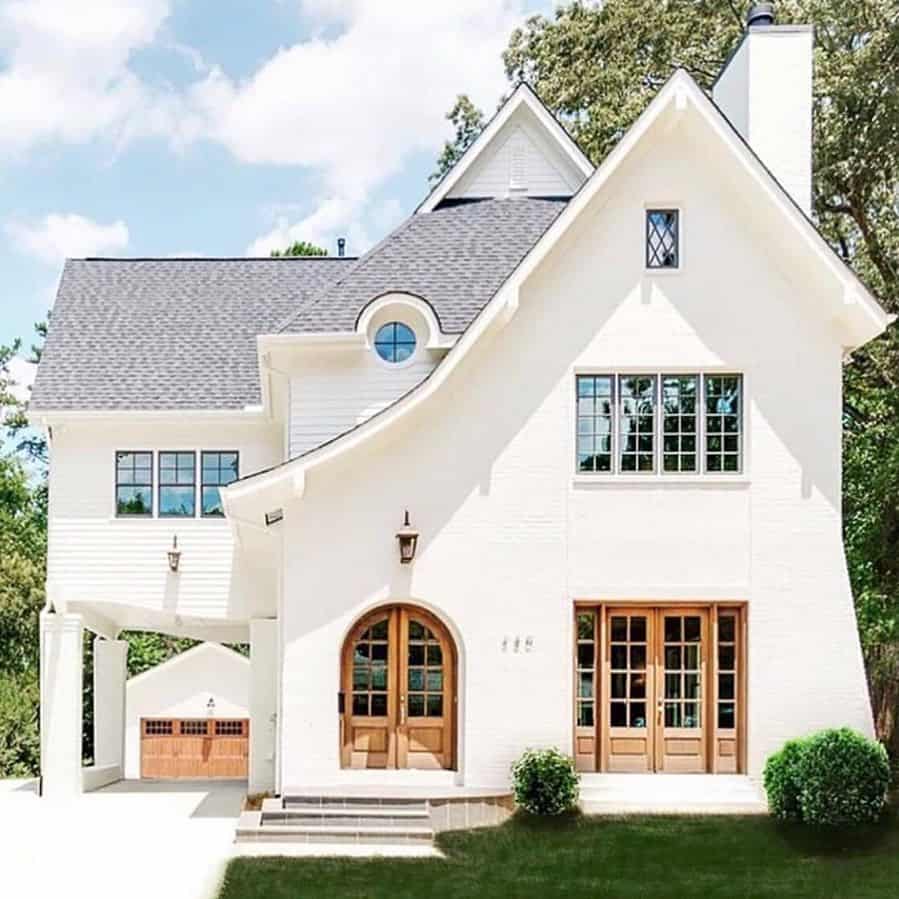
{"left": 0, "top": 0, "right": 552, "bottom": 387}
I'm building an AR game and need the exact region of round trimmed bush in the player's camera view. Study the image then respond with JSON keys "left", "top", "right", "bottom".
{"left": 511, "top": 748, "right": 579, "bottom": 815}
{"left": 763, "top": 737, "right": 806, "bottom": 822}
{"left": 796, "top": 728, "right": 890, "bottom": 827}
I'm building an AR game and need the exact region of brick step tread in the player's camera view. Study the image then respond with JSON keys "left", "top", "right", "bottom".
{"left": 283, "top": 796, "right": 430, "bottom": 808}
{"left": 263, "top": 811, "right": 431, "bottom": 824}
{"left": 238, "top": 824, "right": 434, "bottom": 839}
{"left": 262, "top": 806, "right": 430, "bottom": 821}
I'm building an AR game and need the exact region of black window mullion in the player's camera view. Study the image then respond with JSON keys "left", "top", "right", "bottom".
{"left": 159, "top": 451, "right": 196, "bottom": 518}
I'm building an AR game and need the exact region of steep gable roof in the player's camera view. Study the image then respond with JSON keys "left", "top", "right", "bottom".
{"left": 278, "top": 197, "right": 567, "bottom": 335}
{"left": 418, "top": 82, "right": 594, "bottom": 214}
{"left": 225, "top": 68, "right": 892, "bottom": 514}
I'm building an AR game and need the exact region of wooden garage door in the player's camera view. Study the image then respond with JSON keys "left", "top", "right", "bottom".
{"left": 140, "top": 719, "right": 249, "bottom": 779}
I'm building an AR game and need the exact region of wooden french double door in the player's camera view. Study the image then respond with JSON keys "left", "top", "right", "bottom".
{"left": 340, "top": 605, "right": 456, "bottom": 770}
{"left": 574, "top": 605, "right": 744, "bottom": 774}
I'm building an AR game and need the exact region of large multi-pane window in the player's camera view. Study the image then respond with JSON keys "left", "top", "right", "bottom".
{"left": 116, "top": 451, "right": 153, "bottom": 516}
{"left": 576, "top": 376, "right": 614, "bottom": 473}
{"left": 201, "top": 451, "right": 239, "bottom": 517}
{"left": 661, "top": 375, "right": 699, "bottom": 473}
{"left": 576, "top": 373, "right": 742, "bottom": 476}
{"left": 114, "top": 450, "right": 239, "bottom": 518}
{"left": 618, "top": 375, "right": 656, "bottom": 473}
{"left": 159, "top": 452, "right": 196, "bottom": 517}
{"left": 704, "top": 376, "right": 742, "bottom": 473}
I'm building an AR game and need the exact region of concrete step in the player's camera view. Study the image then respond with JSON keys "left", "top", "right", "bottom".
{"left": 282, "top": 794, "right": 429, "bottom": 810}
{"left": 237, "top": 815, "right": 434, "bottom": 846}
{"left": 263, "top": 809, "right": 430, "bottom": 826}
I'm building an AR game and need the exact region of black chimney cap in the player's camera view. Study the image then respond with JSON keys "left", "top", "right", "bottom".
{"left": 747, "top": 2, "right": 776, "bottom": 27}
{"left": 337, "top": 237, "right": 346, "bottom": 258}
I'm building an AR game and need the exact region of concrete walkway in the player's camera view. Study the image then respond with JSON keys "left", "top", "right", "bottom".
{"left": 0, "top": 779, "right": 246, "bottom": 899}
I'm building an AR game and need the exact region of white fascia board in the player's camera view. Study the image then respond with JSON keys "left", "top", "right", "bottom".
{"left": 223, "top": 69, "right": 890, "bottom": 511}
{"left": 258, "top": 332, "right": 366, "bottom": 349}
{"left": 417, "top": 83, "right": 594, "bottom": 215}
{"left": 29, "top": 407, "right": 270, "bottom": 429}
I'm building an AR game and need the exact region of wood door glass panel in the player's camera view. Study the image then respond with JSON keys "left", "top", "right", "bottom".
{"left": 352, "top": 617, "right": 390, "bottom": 717}
{"left": 715, "top": 611, "right": 740, "bottom": 772}
{"left": 658, "top": 611, "right": 707, "bottom": 773}
{"left": 607, "top": 611, "right": 652, "bottom": 772}
{"left": 575, "top": 611, "right": 597, "bottom": 771}
{"left": 662, "top": 614, "right": 702, "bottom": 729}
{"left": 406, "top": 620, "right": 443, "bottom": 718}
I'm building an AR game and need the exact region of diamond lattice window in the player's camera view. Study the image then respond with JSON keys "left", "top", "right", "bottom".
{"left": 646, "top": 209, "right": 679, "bottom": 269}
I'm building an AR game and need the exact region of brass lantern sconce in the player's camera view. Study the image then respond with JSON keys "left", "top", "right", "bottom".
{"left": 167, "top": 536, "right": 181, "bottom": 573}
{"left": 396, "top": 511, "right": 419, "bottom": 564}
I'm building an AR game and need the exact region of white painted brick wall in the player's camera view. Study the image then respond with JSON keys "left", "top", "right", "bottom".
{"left": 278, "top": 117, "right": 872, "bottom": 787}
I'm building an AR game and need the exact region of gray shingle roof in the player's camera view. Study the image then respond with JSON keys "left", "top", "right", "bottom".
{"left": 30, "top": 257, "right": 355, "bottom": 411}
{"left": 279, "top": 197, "right": 568, "bottom": 334}
{"left": 31, "top": 197, "right": 568, "bottom": 411}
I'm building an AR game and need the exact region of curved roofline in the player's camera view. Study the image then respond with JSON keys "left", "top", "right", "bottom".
{"left": 223, "top": 69, "right": 890, "bottom": 518}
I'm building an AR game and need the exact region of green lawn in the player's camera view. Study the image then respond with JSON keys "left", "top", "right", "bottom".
{"left": 219, "top": 812, "right": 899, "bottom": 899}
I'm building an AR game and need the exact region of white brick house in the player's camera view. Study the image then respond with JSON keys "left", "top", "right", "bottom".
{"left": 31, "top": 12, "right": 891, "bottom": 800}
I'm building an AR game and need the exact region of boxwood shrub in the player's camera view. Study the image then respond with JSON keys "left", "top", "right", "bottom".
{"left": 511, "top": 748, "right": 579, "bottom": 815}
{"left": 763, "top": 737, "right": 806, "bottom": 822}
{"left": 763, "top": 728, "right": 890, "bottom": 827}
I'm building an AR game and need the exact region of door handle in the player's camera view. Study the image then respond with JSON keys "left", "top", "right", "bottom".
{"left": 400, "top": 695, "right": 406, "bottom": 725}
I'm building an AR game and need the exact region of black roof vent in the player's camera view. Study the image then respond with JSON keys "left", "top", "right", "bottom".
{"left": 747, "top": 2, "right": 775, "bottom": 27}
{"left": 337, "top": 237, "right": 346, "bottom": 258}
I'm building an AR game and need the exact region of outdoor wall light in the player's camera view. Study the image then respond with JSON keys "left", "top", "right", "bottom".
{"left": 206, "top": 697, "right": 216, "bottom": 718}
{"left": 396, "top": 510, "right": 419, "bottom": 564}
{"left": 167, "top": 535, "right": 181, "bottom": 573}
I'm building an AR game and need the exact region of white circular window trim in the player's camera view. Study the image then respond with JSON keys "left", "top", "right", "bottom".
{"left": 373, "top": 321, "right": 418, "bottom": 366}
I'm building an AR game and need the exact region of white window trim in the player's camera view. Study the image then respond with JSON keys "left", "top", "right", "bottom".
{"left": 572, "top": 369, "right": 748, "bottom": 482}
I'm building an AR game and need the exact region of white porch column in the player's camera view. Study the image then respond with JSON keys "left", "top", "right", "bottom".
{"left": 249, "top": 618, "right": 278, "bottom": 794}
{"left": 39, "top": 610, "right": 84, "bottom": 799}
{"left": 93, "top": 638, "right": 128, "bottom": 776}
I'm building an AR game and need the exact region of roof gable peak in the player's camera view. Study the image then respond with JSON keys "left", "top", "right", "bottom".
{"left": 417, "top": 83, "right": 594, "bottom": 214}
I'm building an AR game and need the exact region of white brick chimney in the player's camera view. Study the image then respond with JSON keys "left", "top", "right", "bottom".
{"left": 712, "top": 4, "right": 814, "bottom": 214}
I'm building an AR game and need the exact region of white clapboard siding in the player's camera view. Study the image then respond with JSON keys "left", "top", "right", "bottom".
{"left": 289, "top": 353, "right": 436, "bottom": 458}
{"left": 46, "top": 419, "right": 281, "bottom": 619}
{"left": 449, "top": 121, "right": 579, "bottom": 200}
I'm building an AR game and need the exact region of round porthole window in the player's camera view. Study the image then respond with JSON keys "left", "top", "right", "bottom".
{"left": 374, "top": 322, "right": 416, "bottom": 364}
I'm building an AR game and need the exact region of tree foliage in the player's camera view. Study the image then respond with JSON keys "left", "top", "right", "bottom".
{"left": 270, "top": 240, "right": 328, "bottom": 257}
{"left": 429, "top": 94, "right": 486, "bottom": 186}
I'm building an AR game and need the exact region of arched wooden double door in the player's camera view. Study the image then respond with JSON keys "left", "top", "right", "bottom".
{"left": 341, "top": 605, "right": 456, "bottom": 770}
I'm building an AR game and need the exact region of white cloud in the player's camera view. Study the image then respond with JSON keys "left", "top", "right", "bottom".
{"left": 0, "top": 1, "right": 548, "bottom": 253}
{"left": 5, "top": 213, "right": 129, "bottom": 264}
{"left": 5, "top": 354, "right": 35, "bottom": 404}
{"left": 0, "top": 0, "right": 171, "bottom": 151}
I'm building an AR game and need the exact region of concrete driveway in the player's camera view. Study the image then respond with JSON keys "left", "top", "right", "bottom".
{"left": 0, "top": 779, "right": 245, "bottom": 899}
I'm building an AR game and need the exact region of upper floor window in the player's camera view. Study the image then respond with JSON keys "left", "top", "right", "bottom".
{"left": 159, "top": 452, "right": 196, "bottom": 517}
{"left": 646, "top": 209, "right": 679, "bottom": 269}
{"left": 116, "top": 451, "right": 153, "bottom": 517}
{"left": 374, "top": 322, "right": 416, "bottom": 364}
{"left": 576, "top": 373, "right": 742, "bottom": 476}
{"left": 704, "top": 376, "right": 742, "bottom": 473}
{"left": 201, "top": 451, "right": 239, "bottom": 517}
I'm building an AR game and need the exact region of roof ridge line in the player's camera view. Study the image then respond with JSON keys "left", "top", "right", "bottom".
{"left": 77, "top": 256, "right": 360, "bottom": 262}
{"left": 274, "top": 211, "right": 423, "bottom": 334}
